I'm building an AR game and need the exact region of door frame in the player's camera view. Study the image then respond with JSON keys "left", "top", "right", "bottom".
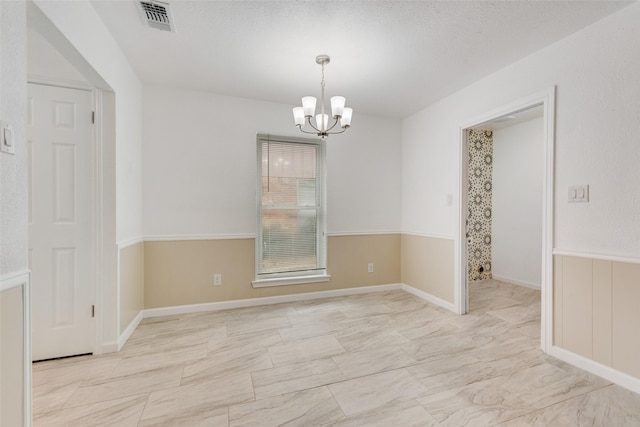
{"left": 27, "top": 78, "right": 104, "bottom": 357}
{"left": 455, "top": 87, "right": 556, "bottom": 353}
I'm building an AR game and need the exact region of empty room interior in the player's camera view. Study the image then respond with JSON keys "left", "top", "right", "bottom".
{"left": 1, "top": 0, "right": 640, "bottom": 425}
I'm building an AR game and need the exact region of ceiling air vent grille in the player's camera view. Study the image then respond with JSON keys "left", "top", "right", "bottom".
{"left": 138, "top": 1, "right": 175, "bottom": 32}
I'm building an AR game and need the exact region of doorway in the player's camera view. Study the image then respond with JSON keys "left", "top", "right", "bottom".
{"left": 456, "top": 88, "right": 555, "bottom": 352}
{"left": 28, "top": 82, "right": 95, "bottom": 361}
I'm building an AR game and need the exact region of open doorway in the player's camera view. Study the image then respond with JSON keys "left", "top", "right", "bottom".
{"left": 456, "top": 89, "right": 555, "bottom": 352}
{"left": 466, "top": 106, "right": 544, "bottom": 338}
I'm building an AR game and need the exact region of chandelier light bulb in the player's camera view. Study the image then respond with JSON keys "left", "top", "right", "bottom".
{"left": 316, "top": 114, "right": 329, "bottom": 132}
{"left": 301, "top": 97, "right": 317, "bottom": 117}
{"left": 331, "top": 96, "right": 345, "bottom": 118}
{"left": 340, "top": 107, "right": 353, "bottom": 128}
{"left": 292, "top": 107, "right": 305, "bottom": 126}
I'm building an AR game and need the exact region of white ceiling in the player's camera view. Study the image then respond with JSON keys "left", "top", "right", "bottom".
{"left": 90, "top": 0, "right": 632, "bottom": 118}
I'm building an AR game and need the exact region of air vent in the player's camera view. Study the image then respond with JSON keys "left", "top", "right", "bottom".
{"left": 138, "top": 1, "right": 176, "bottom": 32}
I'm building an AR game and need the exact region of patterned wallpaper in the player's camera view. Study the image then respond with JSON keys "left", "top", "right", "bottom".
{"left": 467, "top": 129, "right": 493, "bottom": 281}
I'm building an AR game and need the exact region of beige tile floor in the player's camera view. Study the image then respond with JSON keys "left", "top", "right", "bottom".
{"left": 33, "top": 279, "right": 640, "bottom": 426}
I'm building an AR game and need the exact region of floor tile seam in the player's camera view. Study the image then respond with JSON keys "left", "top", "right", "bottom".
{"left": 134, "top": 393, "right": 152, "bottom": 426}
{"left": 228, "top": 384, "right": 346, "bottom": 422}
{"left": 81, "top": 364, "right": 184, "bottom": 388}
{"left": 53, "top": 391, "right": 152, "bottom": 416}
{"left": 525, "top": 382, "right": 612, "bottom": 411}
{"left": 415, "top": 385, "right": 539, "bottom": 427}
{"left": 322, "top": 383, "right": 349, "bottom": 423}
{"left": 31, "top": 383, "right": 81, "bottom": 418}
{"left": 333, "top": 335, "right": 410, "bottom": 354}
{"left": 63, "top": 370, "right": 185, "bottom": 408}
{"left": 485, "top": 407, "right": 541, "bottom": 426}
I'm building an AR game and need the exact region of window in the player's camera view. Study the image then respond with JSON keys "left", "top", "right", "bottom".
{"left": 253, "top": 134, "right": 329, "bottom": 287}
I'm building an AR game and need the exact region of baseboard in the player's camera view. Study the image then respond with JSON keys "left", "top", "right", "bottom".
{"left": 401, "top": 284, "right": 457, "bottom": 313}
{"left": 491, "top": 274, "right": 541, "bottom": 290}
{"left": 549, "top": 346, "right": 640, "bottom": 395}
{"left": 100, "top": 341, "right": 119, "bottom": 354}
{"left": 144, "top": 283, "right": 403, "bottom": 318}
{"left": 118, "top": 310, "right": 143, "bottom": 350}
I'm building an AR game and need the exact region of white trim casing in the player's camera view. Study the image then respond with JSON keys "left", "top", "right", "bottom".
{"left": 327, "top": 231, "right": 401, "bottom": 237}
{"left": 252, "top": 274, "right": 331, "bottom": 288}
{"left": 142, "top": 283, "right": 458, "bottom": 319}
{"left": 142, "top": 234, "right": 255, "bottom": 242}
{"left": 550, "top": 346, "right": 640, "bottom": 395}
{"left": 144, "top": 284, "right": 403, "bottom": 318}
{"left": 141, "top": 283, "right": 456, "bottom": 319}
{"left": 400, "top": 231, "right": 455, "bottom": 240}
{"left": 118, "top": 310, "right": 143, "bottom": 350}
{"left": 116, "top": 236, "right": 144, "bottom": 249}
{"left": 401, "top": 284, "right": 457, "bottom": 313}
{"left": 491, "top": 274, "right": 541, "bottom": 290}
{"left": 141, "top": 232, "right": 405, "bottom": 241}
{"left": 0, "top": 271, "right": 32, "bottom": 427}
{"left": 27, "top": 75, "right": 93, "bottom": 91}
{"left": 552, "top": 249, "right": 640, "bottom": 265}
{"left": 456, "top": 87, "right": 556, "bottom": 353}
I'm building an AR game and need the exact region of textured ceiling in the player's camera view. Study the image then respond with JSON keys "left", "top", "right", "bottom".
{"left": 91, "top": 0, "right": 632, "bottom": 118}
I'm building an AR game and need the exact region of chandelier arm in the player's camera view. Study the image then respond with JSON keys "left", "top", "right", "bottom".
{"left": 305, "top": 116, "right": 320, "bottom": 132}
{"left": 328, "top": 127, "right": 347, "bottom": 135}
{"left": 324, "top": 117, "right": 341, "bottom": 133}
{"left": 297, "top": 125, "right": 320, "bottom": 135}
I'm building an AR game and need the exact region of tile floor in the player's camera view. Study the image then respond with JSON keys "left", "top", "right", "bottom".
{"left": 33, "top": 280, "right": 640, "bottom": 426}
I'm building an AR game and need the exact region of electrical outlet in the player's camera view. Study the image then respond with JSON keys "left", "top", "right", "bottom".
{"left": 368, "top": 263, "right": 374, "bottom": 273}
{"left": 214, "top": 274, "right": 222, "bottom": 286}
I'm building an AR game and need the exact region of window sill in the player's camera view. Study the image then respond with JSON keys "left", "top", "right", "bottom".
{"left": 251, "top": 274, "right": 331, "bottom": 288}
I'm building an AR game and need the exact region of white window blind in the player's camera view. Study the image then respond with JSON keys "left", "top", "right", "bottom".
{"left": 256, "top": 134, "right": 326, "bottom": 282}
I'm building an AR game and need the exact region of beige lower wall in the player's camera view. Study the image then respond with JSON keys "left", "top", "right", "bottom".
{"left": 144, "top": 234, "right": 401, "bottom": 309}
{"left": 401, "top": 234, "right": 455, "bottom": 303}
{"left": 554, "top": 255, "right": 640, "bottom": 379}
{"left": 119, "top": 242, "right": 145, "bottom": 334}
{"left": 1, "top": 285, "right": 25, "bottom": 427}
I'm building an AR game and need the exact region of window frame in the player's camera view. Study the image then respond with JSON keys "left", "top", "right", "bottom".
{"left": 252, "top": 134, "right": 329, "bottom": 288}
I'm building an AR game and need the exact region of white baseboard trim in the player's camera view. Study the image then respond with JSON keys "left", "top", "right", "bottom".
{"left": 491, "top": 274, "right": 541, "bottom": 290}
{"left": 144, "top": 284, "right": 403, "bottom": 318}
{"left": 549, "top": 346, "right": 640, "bottom": 395}
{"left": 118, "top": 310, "right": 143, "bottom": 350}
{"left": 101, "top": 341, "right": 119, "bottom": 354}
{"left": 401, "top": 284, "right": 457, "bottom": 313}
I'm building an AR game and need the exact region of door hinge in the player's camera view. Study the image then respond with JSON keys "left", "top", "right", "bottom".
{"left": 91, "top": 111, "right": 95, "bottom": 124}
{"left": 91, "top": 304, "right": 95, "bottom": 318}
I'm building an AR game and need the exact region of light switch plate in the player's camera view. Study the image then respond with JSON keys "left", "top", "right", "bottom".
{"left": 568, "top": 185, "right": 589, "bottom": 203}
{"left": 0, "top": 121, "right": 15, "bottom": 155}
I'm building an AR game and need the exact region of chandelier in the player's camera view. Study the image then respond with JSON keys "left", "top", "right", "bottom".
{"left": 292, "top": 55, "right": 352, "bottom": 138}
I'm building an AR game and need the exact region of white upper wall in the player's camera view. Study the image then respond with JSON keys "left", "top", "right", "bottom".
{"left": 142, "top": 86, "right": 402, "bottom": 237}
{"left": 27, "top": 27, "right": 87, "bottom": 84}
{"left": 492, "top": 117, "right": 544, "bottom": 287}
{"left": 403, "top": 2, "right": 640, "bottom": 258}
{"left": 33, "top": 0, "right": 143, "bottom": 243}
{"left": 1, "top": 1, "right": 28, "bottom": 275}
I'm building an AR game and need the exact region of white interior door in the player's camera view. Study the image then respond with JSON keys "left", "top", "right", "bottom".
{"left": 28, "top": 83, "right": 94, "bottom": 361}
